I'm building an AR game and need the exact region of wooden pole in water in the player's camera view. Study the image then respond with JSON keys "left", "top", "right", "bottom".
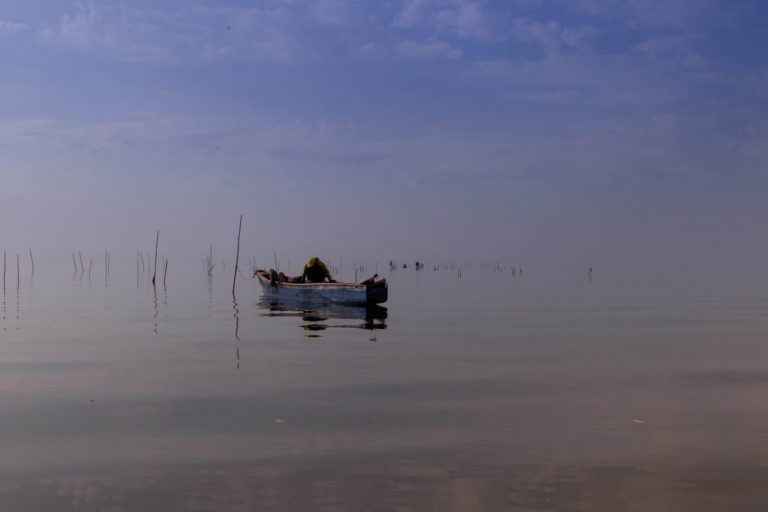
{"left": 16, "top": 254, "right": 19, "bottom": 291}
{"left": 164, "top": 259, "right": 168, "bottom": 287}
{"left": 88, "top": 258, "right": 92, "bottom": 278}
{"left": 3, "top": 250, "right": 6, "bottom": 293}
{"left": 140, "top": 251, "right": 145, "bottom": 273}
{"left": 152, "top": 230, "right": 159, "bottom": 286}
{"left": 29, "top": 249, "right": 34, "bottom": 275}
{"left": 233, "top": 215, "right": 243, "bottom": 295}
{"left": 73, "top": 253, "right": 77, "bottom": 273}
{"left": 78, "top": 251, "right": 84, "bottom": 274}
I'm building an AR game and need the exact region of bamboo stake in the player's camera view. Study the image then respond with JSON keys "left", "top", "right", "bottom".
{"left": 88, "top": 258, "right": 93, "bottom": 278}
{"left": 16, "top": 254, "right": 19, "bottom": 291}
{"left": 29, "top": 249, "right": 34, "bottom": 274}
{"left": 73, "top": 253, "right": 77, "bottom": 273}
{"left": 163, "top": 259, "right": 168, "bottom": 287}
{"left": 3, "top": 250, "right": 5, "bottom": 293}
{"left": 233, "top": 215, "right": 243, "bottom": 294}
{"left": 152, "top": 230, "right": 159, "bottom": 286}
{"left": 78, "top": 251, "right": 84, "bottom": 273}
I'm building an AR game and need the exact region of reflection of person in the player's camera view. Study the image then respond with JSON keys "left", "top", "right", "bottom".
{"left": 302, "top": 257, "right": 336, "bottom": 283}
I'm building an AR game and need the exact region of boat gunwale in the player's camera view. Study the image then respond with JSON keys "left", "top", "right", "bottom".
{"left": 255, "top": 272, "right": 368, "bottom": 290}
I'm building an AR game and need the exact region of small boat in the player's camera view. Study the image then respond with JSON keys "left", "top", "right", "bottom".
{"left": 255, "top": 270, "right": 388, "bottom": 305}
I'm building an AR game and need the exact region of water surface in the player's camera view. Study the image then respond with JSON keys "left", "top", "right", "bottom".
{"left": 2, "top": 265, "right": 768, "bottom": 511}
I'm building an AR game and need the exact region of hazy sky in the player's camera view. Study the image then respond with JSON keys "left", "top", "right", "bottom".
{"left": 1, "top": 1, "right": 767, "bottom": 275}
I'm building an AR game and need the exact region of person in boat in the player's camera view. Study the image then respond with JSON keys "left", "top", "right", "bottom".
{"left": 302, "top": 257, "right": 336, "bottom": 283}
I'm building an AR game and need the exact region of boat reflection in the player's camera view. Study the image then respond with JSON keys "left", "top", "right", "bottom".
{"left": 257, "top": 298, "right": 388, "bottom": 332}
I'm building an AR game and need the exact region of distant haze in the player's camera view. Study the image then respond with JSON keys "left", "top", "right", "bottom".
{"left": 1, "top": 1, "right": 767, "bottom": 284}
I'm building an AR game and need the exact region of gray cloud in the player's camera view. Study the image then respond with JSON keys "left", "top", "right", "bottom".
{"left": 395, "top": 39, "right": 463, "bottom": 59}
{"left": 394, "top": 0, "right": 496, "bottom": 40}
{"left": 0, "top": 19, "right": 30, "bottom": 34}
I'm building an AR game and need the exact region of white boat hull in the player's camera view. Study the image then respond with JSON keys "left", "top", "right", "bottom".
{"left": 256, "top": 272, "right": 387, "bottom": 305}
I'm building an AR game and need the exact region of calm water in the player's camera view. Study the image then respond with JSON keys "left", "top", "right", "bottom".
{"left": 2, "top": 265, "right": 768, "bottom": 511}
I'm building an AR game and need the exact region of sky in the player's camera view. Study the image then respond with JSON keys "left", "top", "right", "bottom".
{"left": 1, "top": 0, "right": 767, "bottom": 278}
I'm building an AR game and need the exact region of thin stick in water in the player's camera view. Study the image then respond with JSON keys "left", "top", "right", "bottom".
{"left": 29, "top": 249, "right": 34, "bottom": 274}
{"left": 78, "top": 251, "right": 84, "bottom": 273}
{"left": 233, "top": 214, "right": 243, "bottom": 294}
{"left": 152, "top": 230, "right": 159, "bottom": 286}
{"left": 88, "top": 258, "right": 93, "bottom": 278}
{"left": 16, "top": 254, "right": 19, "bottom": 291}
{"left": 164, "top": 259, "right": 168, "bottom": 287}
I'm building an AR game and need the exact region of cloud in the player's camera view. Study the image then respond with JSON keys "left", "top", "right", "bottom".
{"left": 395, "top": 39, "right": 463, "bottom": 59}
{"left": 39, "top": 3, "right": 113, "bottom": 48}
{"left": 568, "top": 0, "right": 730, "bottom": 31}
{"left": 560, "top": 25, "right": 599, "bottom": 51}
{"left": 469, "top": 48, "right": 701, "bottom": 112}
{"left": 511, "top": 18, "right": 600, "bottom": 55}
{"left": 37, "top": 3, "right": 178, "bottom": 63}
{"left": 625, "top": 0, "right": 718, "bottom": 30}
{"left": 36, "top": 2, "right": 300, "bottom": 64}
{"left": 0, "top": 19, "right": 30, "bottom": 34}
{"left": 394, "top": 0, "right": 494, "bottom": 40}
{"left": 435, "top": 0, "right": 492, "bottom": 39}
{"left": 633, "top": 35, "right": 707, "bottom": 68}
{"left": 511, "top": 18, "right": 563, "bottom": 53}
{"left": 360, "top": 38, "right": 463, "bottom": 60}
{"left": 309, "top": 0, "right": 359, "bottom": 26}
{"left": 394, "top": 0, "right": 432, "bottom": 28}
{"left": 207, "top": 5, "right": 299, "bottom": 62}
